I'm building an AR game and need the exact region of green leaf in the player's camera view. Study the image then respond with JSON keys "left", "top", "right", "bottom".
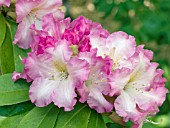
{"left": 0, "top": 111, "right": 29, "bottom": 128}
{"left": 6, "top": 18, "right": 17, "bottom": 41}
{"left": 0, "top": 24, "right": 15, "bottom": 74}
{"left": 7, "top": 18, "right": 30, "bottom": 72}
{"left": 88, "top": 110, "right": 107, "bottom": 128}
{"left": 55, "top": 103, "right": 91, "bottom": 128}
{"left": 55, "top": 102, "right": 106, "bottom": 128}
{"left": 17, "top": 104, "right": 59, "bottom": 128}
{"left": 0, "top": 13, "right": 6, "bottom": 47}
{"left": 0, "top": 74, "right": 30, "bottom": 106}
{"left": 0, "top": 101, "right": 34, "bottom": 117}
{"left": 13, "top": 45, "right": 30, "bottom": 72}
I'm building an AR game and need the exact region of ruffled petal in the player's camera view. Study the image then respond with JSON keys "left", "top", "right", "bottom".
{"left": 13, "top": 17, "right": 35, "bottom": 49}
{"left": 127, "top": 85, "right": 168, "bottom": 111}
{"left": 106, "top": 31, "right": 136, "bottom": 69}
{"left": 78, "top": 51, "right": 113, "bottom": 113}
{"left": 77, "top": 83, "right": 89, "bottom": 103}
{"left": 0, "top": 0, "right": 10, "bottom": 7}
{"left": 23, "top": 52, "right": 54, "bottom": 79}
{"left": 134, "top": 45, "right": 153, "bottom": 60}
{"left": 151, "top": 69, "right": 167, "bottom": 88}
{"left": 52, "top": 77, "right": 77, "bottom": 111}
{"left": 90, "top": 33, "right": 108, "bottom": 57}
{"left": 67, "top": 57, "right": 90, "bottom": 88}
{"left": 87, "top": 88, "right": 113, "bottom": 113}
{"left": 46, "top": 39, "right": 73, "bottom": 63}
{"left": 109, "top": 68, "right": 131, "bottom": 96}
{"left": 33, "top": 35, "right": 56, "bottom": 55}
{"left": 16, "top": 0, "right": 39, "bottom": 23}
{"left": 62, "top": 16, "right": 92, "bottom": 45}
{"left": 12, "top": 71, "right": 32, "bottom": 82}
{"left": 16, "top": 0, "right": 63, "bottom": 23}
{"left": 129, "top": 63, "right": 158, "bottom": 90}
{"left": 114, "top": 91, "right": 143, "bottom": 122}
{"left": 89, "top": 22, "right": 109, "bottom": 57}
{"left": 42, "top": 13, "right": 70, "bottom": 39}
{"left": 34, "top": 0, "right": 64, "bottom": 20}
{"left": 29, "top": 78, "right": 57, "bottom": 107}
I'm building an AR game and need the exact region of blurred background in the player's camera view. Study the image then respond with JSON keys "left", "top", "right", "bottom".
{"left": 63, "top": 0, "right": 170, "bottom": 127}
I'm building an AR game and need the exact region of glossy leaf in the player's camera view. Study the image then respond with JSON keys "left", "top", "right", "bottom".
{"left": 0, "top": 111, "right": 29, "bottom": 128}
{"left": 87, "top": 110, "right": 107, "bottom": 128}
{"left": 6, "top": 19, "right": 30, "bottom": 73}
{"left": 0, "top": 74, "right": 30, "bottom": 106}
{"left": 17, "top": 104, "right": 59, "bottom": 128}
{"left": 55, "top": 102, "right": 106, "bottom": 128}
{"left": 6, "top": 19, "right": 17, "bottom": 41}
{"left": 0, "top": 13, "right": 6, "bottom": 47}
{"left": 13, "top": 45, "right": 30, "bottom": 72}
{"left": 0, "top": 25, "right": 15, "bottom": 74}
{"left": 55, "top": 103, "right": 91, "bottom": 128}
{"left": 0, "top": 101, "right": 34, "bottom": 117}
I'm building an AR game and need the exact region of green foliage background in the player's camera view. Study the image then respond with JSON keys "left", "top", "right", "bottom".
{"left": 63, "top": 0, "right": 170, "bottom": 127}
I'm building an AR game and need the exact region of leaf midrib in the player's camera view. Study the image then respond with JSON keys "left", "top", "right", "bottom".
{"left": 62, "top": 105, "right": 87, "bottom": 128}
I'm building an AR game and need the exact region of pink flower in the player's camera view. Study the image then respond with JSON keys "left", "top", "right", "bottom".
{"left": 107, "top": 31, "right": 136, "bottom": 70}
{"left": 89, "top": 22, "right": 110, "bottom": 57}
{"left": 41, "top": 13, "right": 70, "bottom": 39}
{"left": 0, "top": 0, "right": 10, "bottom": 7}
{"left": 77, "top": 50, "right": 113, "bottom": 113}
{"left": 32, "top": 15, "right": 109, "bottom": 54}
{"left": 13, "top": 40, "right": 90, "bottom": 111}
{"left": 62, "top": 16, "right": 110, "bottom": 53}
{"left": 90, "top": 31, "right": 136, "bottom": 69}
{"left": 13, "top": 0, "right": 64, "bottom": 49}
{"left": 109, "top": 45, "right": 168, "bottom": 126}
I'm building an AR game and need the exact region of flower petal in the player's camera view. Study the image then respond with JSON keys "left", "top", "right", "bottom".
{"left": 62, "top": 16, "right": 92, "bottom": 45}
{"left": 52, "top": 77, "right": 77, "bottom": 111}
{"left": 109, "top": 68, "right": 131, "bottom": 96}
{"left": 87, "top": 88, "right": 113, "bottom": 113}
{"left": 35, "top": 0, "right": 64, "bottom": 20}
{"left": 89, "top": 23, "right": 109, "bottom": 57}
{"left": 67, "top": 57, "right": 90, "bottom": 88}
{"left": 12, "top": 71, "right": 32, "bottom": 82}
{"left": 29, "top": 78, "right": 57, "bottom": 107}
{"left": 46, "top": 39, "right": 73, "bottom": 63}
{"left": 106, "top": 31, "right": 136, "bottom": 69}
{"left": 0, "top": 0, "right": 10, "bottom": 7}
{"left": 78, "top": 51, "right": 113, "bottom": 113}
{"left": 114, "top": 91, "right": 143, "bottom": 122}
{"left": 42, "top": 13, "right": 70, "bottom": 39}
{"left": 128, "top": 86, "right": 168, "bottom": 111}
{"left": 23, "top": 52, "right": 54, "bottom": 79}
{"left": 13, "top": 17, "right": 35, "bottom": 49}
{"left": 15, "top": 0, "right": 39, "bottom": 23}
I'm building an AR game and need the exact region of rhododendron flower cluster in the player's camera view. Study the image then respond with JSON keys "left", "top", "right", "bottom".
{"left": 2, "top": 0, "right": 166, "bottom": 128}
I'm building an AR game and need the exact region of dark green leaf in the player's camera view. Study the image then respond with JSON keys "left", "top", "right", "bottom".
{"left": 0, "top": 111, "right": 29, "bottom": 128}
{"left": 0, "top": 13, "right": 6, "bottom": 47}
{"left": 0, "top": 74, "right": 30, "bottom": 106}
{"left": 87, "top": 110, "right": 107, "bottom": 128}
{"left": 17, "top": 104, "right": 59, "bottom": 128}
{"left": 0, "top": 101, "right": 34, "bottom": 117}
{"left": 13, "top": 45, "right": 30, "bottom": 73}
{"left": 6, "top": 18, "right": 17, "bottom": 41}
{"left": 7, "top": 19, "right": 30, "bottom": 72}
{"left": 55, "top": 103, "right": 91, "bottom": 128}
{"left": 0, "top": 24, "right": 15, "bottom": 74}
{"left": 55, "top": 102, "right": 106, "bottom": 128}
